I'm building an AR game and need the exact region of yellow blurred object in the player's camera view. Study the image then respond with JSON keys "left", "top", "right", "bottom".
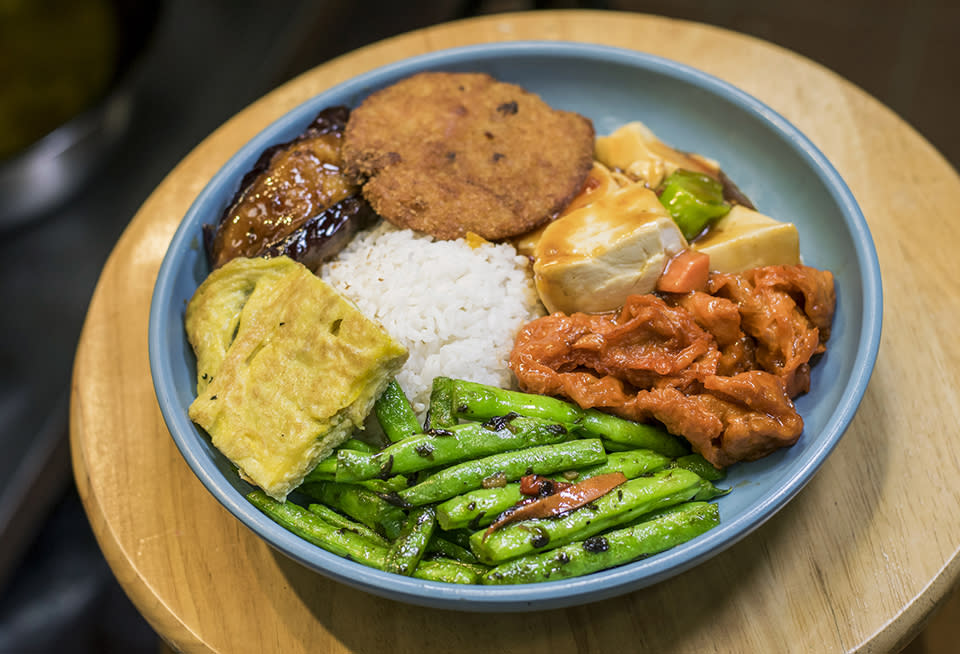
{"left": 0, "top": 0, "right": 118, "bottom": 158}
{"left": 692, "top": 205, "right": 801, "bottom": 272}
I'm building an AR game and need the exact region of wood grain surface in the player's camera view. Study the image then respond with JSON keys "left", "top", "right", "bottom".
{"left": 70, "top": 10, "right": 960, "bottom": 654}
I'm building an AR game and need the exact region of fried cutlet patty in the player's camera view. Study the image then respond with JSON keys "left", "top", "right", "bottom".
{"left": 342, "top": 72, "right": 595, "bottom": 241}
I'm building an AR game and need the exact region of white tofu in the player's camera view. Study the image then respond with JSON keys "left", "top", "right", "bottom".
{"left": 692, "top": 205, "right": 800, "bottom": 273}
{"left": 533, "top": 184, "right": 687, "bottom": 314}
{"left": 513, "top": 162, "right": 625, "bottom": 259}
{"left": 595, "top": 121, "right": 719, "bottom": 188}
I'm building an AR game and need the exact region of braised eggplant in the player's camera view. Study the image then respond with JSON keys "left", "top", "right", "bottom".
{"left": 204, "top": 106, "right": 373, "bottom": 271}
{"left": 260, "top": 195, "right": 375, "bottom": 272}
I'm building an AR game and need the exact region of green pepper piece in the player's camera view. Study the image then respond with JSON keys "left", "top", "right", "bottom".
{"left": 658, "top": 169, "right": 730, "bottom": 240}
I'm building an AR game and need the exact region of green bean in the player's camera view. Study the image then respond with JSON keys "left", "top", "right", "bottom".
{"left": 425, "top": 376, "right": 457, "bottom": 430}
{"left": 301, "top": 473, "right": 409, "bottom": 494}
{"left": 385, "top": 506, "right": 437, "bottom": 576}
{"left": 449, "top": 379, "right": 688, "bottom": 457}
{"left": 439, "top": 528, "right": 474, "bottom": 550}
{"left": 298, "top": 481, "right": 406, "bottom": 540}
{"left": 693, "top": 479, "right": 730, "bottom": 501}
{"left": 435, "top": 485, "right": 525, "bottom": 532}
{"left": 580, "top": 409, "right": 688, "bottom": 457}
{"left": 670, "top": 453, "right": 726, "bottom": 481}
{"left": 304, "top": 450, "right": 361, "bottom": 481}
{"left": 303, "top": 439, "right": 378, "bottom": 482}
{"left": 429, "top": 558, "right": 490, "bottom": 578}
{"left": 435, "top": 449, "right": 672, "bottom": 531}
{"left": 411, "top": 557, "right": 482, "bottom": 585}
{"left": 335, "top": 415, "right": 572, "bottom": 483}
{"left": 601, "top": 439, "right": 634, "bottom": 452}
{"left": 575, "top": 449, "right": 673, "bottom": 479}
{"left": 451, "top": 379, "right": 583, "bottom": 424}
{"left": 342, "top": 438, "right": 378, "bottom": 453}
{"left": 469, "top": 468, "right": 704, "bottom": 564}
{"left": 249, "top": 492, "right": 479, "bottom": 584}
{"left": 375, "top": 379, "right": 421, "bottom": 443}
{"left": 482, "top": 502, "right": 720, "bottom": 584}
{"left": 354, "top": 476, "right": 410, "bottom": 494}
{"left": 397, "top": 439, "right": 608, "bottom": 507}
{"left": 247, "top": 491, "right": 386, "bottom": 567}
{"left": 306, "top": 503, "right": 390, "bottom": 547}
{"left": 425, "top": 535, "right": 480, "bottom": 564}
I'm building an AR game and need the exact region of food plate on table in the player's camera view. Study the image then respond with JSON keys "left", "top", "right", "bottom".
{"left": 149, "top": 41, "right": 882, "bottom": 611}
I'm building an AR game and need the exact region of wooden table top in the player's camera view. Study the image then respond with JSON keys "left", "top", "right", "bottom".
{"left": 70, "top": 10, "right": 960, "bottom": 654}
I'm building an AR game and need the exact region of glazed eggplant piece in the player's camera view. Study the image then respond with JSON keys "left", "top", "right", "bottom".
{"left": 260, "top": 195, "right": 375, "bottom": 272}
{"left": 205, "top": 106, "right": 374, "bottom": 271}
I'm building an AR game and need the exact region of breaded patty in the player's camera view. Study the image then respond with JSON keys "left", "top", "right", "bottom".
{"left": 342, "top": 72, "right": 595, "bottom": 241}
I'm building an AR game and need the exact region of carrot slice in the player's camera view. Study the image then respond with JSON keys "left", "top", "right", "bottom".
{"left": 657, "top": 249, "right": 710, "bottom": 294}
{"left": 483, "top": 472, "right": 628, "bottom": 539}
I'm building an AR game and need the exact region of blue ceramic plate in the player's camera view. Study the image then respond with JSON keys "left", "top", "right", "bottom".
{"left": 149, "top": 42, "right": 882, "bottom": 611}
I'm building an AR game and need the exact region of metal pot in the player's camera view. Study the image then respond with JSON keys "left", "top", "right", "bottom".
{"left": 0, "top": 0, "right": 162, "bottom": 229}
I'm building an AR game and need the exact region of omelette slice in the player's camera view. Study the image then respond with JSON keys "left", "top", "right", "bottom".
{"left": 186, "top": 256, "right": 408, "bottom": 500}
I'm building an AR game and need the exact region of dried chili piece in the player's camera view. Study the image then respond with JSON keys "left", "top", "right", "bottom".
{"left": 483, "top": 472, "right": 627, "bottom": 539}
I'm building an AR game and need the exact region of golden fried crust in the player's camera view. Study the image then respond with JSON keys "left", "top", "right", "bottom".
{"left": 342, "top": 72, "right": 595, "bottom": 240}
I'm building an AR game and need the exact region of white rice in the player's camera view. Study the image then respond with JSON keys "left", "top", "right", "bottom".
{"left": 320, "top": 221, "right": 544, "bottom": 417}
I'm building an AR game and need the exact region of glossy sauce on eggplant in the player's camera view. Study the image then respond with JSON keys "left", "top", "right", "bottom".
{"left": 207, "top": 106, "right": 372, "bottom": 270}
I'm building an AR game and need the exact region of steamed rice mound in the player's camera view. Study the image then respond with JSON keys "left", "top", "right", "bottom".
{"left": 320, "top": 221, "right": 544, "bottom": 416}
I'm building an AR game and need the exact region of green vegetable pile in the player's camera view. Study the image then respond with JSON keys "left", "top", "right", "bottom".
{"left": 248, "top": 377, "right": 728, "bottom": 585}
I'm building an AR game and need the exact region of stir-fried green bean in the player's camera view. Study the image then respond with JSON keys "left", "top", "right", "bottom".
{"left": 298, "top": 481, "right": 406, "bottom": 540}
{"left": 693, "top": 479, "right": 730, "bottom": 501}
{"left": 670, "top": 453, "right": 726, "bottom": 481}
{"left": 335, "top": 415, "right": 572, "bottom": 483}
{"left": 385, "top": 506, "right": 437, "bottom": 576}
{"left": 397, "top": 439, "right": 608, "bottom": 507}
{"left": 449, "top": 379, "right": 688, "bottom": 457}
{"left": 304, "top": 439, "right": 378, "bottom": 481}
{"left": 248, "top": 491, "right": 386, "bottom": 565}
{"left": 482, "top": 502, "right": 720, "bottom": 584}
{"left": 435, "top": 485, "right": 525, "bottom": 532}
{"left": 580, "top": 408, "right": 689, "bottom": 457}
{"left": 470, "top": 468, "right": 704, "bottom": 564}
{"left": 425, "top": 376, "right": 457, "bottom": 430}
{"left": 451, "top": 379, "right": 582, "bottom": 424}
{"left": 249, "top": 491, "right": 480, "bottom": 584}
{"left": 306, "top": 503, "right": 389, "bottom": 547}
{"left": 375, "top": 379, "right": 422, "bottom": 443}
{"left": 255, "top": 375, "right": 729, "bottom": 586}
{"left": 410, "top": 558, "right": 483, "bottom": 585}
{"left": 425, "top": 534, "right": 480, "bottom": 564}
{"left": 435, "top": 449, "right": 673, "bottom": 530}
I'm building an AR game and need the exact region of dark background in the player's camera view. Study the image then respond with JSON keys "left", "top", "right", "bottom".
{"left": 0, "top": 1, "right": 956, "bottom": 652}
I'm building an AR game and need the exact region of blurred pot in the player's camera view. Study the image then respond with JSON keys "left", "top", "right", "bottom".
{"left": 0, "top": 0, "right": 163, "bottom": 229}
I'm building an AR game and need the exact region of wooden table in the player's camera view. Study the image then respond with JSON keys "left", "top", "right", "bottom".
{"left": 70, "top": 10, "right": 960, "bottom": 654}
